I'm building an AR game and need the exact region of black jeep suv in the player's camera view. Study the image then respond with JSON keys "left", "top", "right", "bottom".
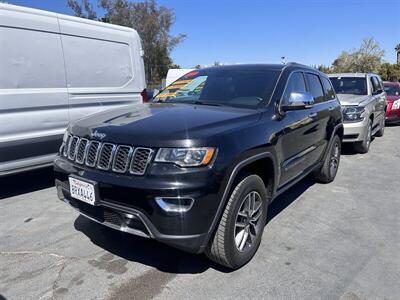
{"left": 55, "top": 63, "right": 343, "bottom": 269}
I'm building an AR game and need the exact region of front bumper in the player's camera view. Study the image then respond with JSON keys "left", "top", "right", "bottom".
{"left": 54, "top": 157, "right": 223, "bottom": 254}
{"left": 342, "top": 119, "right": 369, "bottom": 143}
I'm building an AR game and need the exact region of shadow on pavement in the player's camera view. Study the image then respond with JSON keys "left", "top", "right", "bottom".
{"left": 0, "top": 167, "right": 54, "bottom": 200}
{"left": 267, "top": 177, "right": 314, "bottom": 223}
{"left": 74, "top": 177, "right": 315, "bottom": 274}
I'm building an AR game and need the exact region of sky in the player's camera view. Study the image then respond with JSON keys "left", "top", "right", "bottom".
{"left": 6, "top": 0, "right": 400, "bottom": 68}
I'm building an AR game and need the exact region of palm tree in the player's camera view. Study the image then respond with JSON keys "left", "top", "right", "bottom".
{"left": 396, "top": 44, "right": 400, "bottom": 65}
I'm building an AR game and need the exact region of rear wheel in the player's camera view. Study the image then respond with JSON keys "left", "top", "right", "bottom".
{"left": 312, "top": 134, "right": 341, "bottom": 183}
{"left": 353, "top": 119, "right": 372, "bottom": 153}
{"left": 206, "top": 174, "right": 269, "bottom": 269}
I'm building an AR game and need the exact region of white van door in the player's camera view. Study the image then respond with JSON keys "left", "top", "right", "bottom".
{"left": 0, "top": 7, "right": 68, "bottom": 173}
{"left": 57, "top": 16, "right": 145, "bottom": 123}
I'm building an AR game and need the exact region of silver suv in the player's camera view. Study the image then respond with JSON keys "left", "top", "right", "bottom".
{"left": 329, "top": 73, "right": 386, "bottom": 153}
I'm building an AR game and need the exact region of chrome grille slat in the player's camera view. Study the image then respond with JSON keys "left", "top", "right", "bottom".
{"left": 64, "top": 135, "right": 153, "bottom": 175}
{"left": 63, "top": 135, "right": 72, "bottom": 157}
{"left": 85, "top": 141, "right": 101, "bottom": 167}
{"left": 112, "top": 145, "right": 133, "bottom": 173}
{"left": 97, "top": 143, "right": 116, "bottom": 170}
{"left": 76, "top": 139, "right": 89, "bottom": 164}
{"left": 130, "top": 148, "right": 154, "bottom": 175}
{"left": 67, "top": 136, "right": 79, "bottom": 160}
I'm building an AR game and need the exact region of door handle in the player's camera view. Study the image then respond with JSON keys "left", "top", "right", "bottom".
{"left": 308, "top": 112, "right": 317, "bottom": 118}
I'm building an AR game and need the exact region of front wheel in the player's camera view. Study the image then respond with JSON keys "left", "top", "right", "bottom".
{"left": 312, "top": 134, "right": 341, "bottom": 183}
{"left": 353, "top": 119, "right": 372, "bottom": 153}
{"left": 206, "top": 174, "right": 269, "bottom": 269}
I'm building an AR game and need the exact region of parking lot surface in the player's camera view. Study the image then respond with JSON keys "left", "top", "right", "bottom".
{"left": 1, "top": 126, "right": 399, "bottom": 300}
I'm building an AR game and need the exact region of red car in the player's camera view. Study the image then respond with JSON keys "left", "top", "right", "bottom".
{"left": 384, "top": 81, "right": 400, "bottom": 124}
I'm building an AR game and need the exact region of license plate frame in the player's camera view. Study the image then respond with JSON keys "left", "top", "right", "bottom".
{"left": 69, "top": 175, "right": 99, "bottom": 206}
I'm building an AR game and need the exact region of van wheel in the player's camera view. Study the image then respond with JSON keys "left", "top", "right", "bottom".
{"left": 312, "top": 135, "right": 341, "bottom": 183}
{"left": 353, "top": 119, "right": 372, "bottom": 153}
{"left": 206, "top": 174, "right": 268, "bottom": 269}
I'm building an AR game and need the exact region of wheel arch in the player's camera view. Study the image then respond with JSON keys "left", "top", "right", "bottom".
{"left": 204, "top": 151, "right": 278, "bottom": 247}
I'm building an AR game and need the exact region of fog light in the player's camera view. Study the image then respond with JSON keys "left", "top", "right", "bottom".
{"left": 155, "top": 197, "right": 194, "bottom": 213}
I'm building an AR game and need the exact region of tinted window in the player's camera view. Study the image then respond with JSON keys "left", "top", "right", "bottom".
{"left": 330, "top": 77, "right": 367, "bottom": 95}
{"left": 305, "top": 73, "right": 324, "bottom": 103}
{"left": 384, "top": 84, "right": 400, "bottom": 96}
{"left": 282, "top": 72, "right": 307, "bottom": 104}
{"left": 321, "top": 77, "right": 336, "bottom": 101}
{"left": 371, "top": 76, "right": 381, "bottom": 94}
{"left": 155, "top": 69, "right": 280, "bottom": 108}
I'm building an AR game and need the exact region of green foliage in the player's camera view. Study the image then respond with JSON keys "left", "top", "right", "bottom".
{"left": 379, "top": 63, "right": 400, "bottom": 82}
{"left": 332, "top": 37, "right": 385, "bottom": 73}
{"left": 192, "top": 64, "right": 201, "bottom": 69}
{"left": 67, "top": 0, "right": 186, "bottom": 85}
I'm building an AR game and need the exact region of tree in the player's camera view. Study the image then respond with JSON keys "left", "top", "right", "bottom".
{"left": 314, "top": 64, "right": 332, "bottom": 74}
{"left": 379, "top": 63, "right": 400, "bottom": 82}
{"left": 67, "top": 0, "right": 97, "bottom": 19}
{"left": 192, "top": 64, "right": 201, "bottom": 69}
{"left": 67, "top": 0, "right": 186, "bottom": 84}
{"left": 332, "top": 38, "right": 385, "bottom": 73}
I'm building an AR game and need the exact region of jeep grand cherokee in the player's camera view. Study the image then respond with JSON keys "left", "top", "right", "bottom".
{"left": 54, "top": 63, "right": 343, "bottom": 269}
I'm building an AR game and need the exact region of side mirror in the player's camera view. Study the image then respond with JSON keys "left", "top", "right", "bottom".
{"left": 281, "top": 92, "right": 314, "bottom": 111}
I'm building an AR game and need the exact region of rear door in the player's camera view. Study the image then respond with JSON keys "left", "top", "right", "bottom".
{"left": 369, "top": 75, "right": 386, "bottom": 128}
{"left": 0, "top": 7, "right": 68, "bottom": 172}
{"left": 57, "top": 15, "right": 145, "bottom": 123}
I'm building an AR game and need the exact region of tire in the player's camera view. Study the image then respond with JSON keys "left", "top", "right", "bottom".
{"left": 205, "top": 174, "right": 269, "bottom": 269}
{"left": 312, "top": 135, "right": 341, "bottom": 183}
{"left": 375, "top": 118, "right": 385, "bottom": 137}
{"left": 353, "top": 119, "right": 372, "bottom": 153}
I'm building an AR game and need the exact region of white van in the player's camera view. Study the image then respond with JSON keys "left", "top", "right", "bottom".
{"left": 0, "top": 3, "right": 146, "bottom": 176}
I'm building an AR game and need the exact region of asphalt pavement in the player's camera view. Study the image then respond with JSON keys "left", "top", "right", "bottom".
{"left": 1, "top": 126, "right": 399, "bottom": 300}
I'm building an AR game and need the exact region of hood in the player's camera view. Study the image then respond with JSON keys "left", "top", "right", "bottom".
{"left": 336, "top": 94, "right": 370, "bottom": 106}
{"left": 387, "top": 95, "right": 400, "bottom": 102}
{"left": 71, "top": 103, "right": 262, "bottom": 147}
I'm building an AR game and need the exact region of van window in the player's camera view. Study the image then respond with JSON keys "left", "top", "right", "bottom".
{"left": 61, "top": 35, "right": 133, "bottom": 88}
{"left": 0, "top": 27, "right": 66, "bottom": 89}
{"left": 282, "top": 72, "right": 307, "bottom": 104}
{"left": 321, "top": 77, "right": 336, "bottom": 100}
{"left": 305, "top": 73, "right": 324, "bottom": 103}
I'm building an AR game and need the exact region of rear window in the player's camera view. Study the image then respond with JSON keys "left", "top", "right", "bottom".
{"left": 321, "top": 77, "right": 336, "bottom": 100}
{"left": 305, "top": 73, "right": 324, "bottom": 103}
{"left": 155, "top": 69, "right": 280, "bottom": 108}
{"left": 330, "top": 77, "right": 367, "bottom": 95}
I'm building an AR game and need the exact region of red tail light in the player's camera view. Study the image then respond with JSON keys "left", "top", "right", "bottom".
{"left": 141, "top": 88, "right": 149, "bottom": 103}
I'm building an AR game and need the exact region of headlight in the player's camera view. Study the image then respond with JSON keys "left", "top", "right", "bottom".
{"left": 393, "top": 100, "right": 400, "bottom": 110}
{"left": 343, "top": 107, "right": 365, "bottom": 122}
{"left": 155, "top": 147, "right": 216, "bottom": 167}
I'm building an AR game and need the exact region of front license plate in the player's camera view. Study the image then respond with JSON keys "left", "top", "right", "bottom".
{"left": 69, "top": 177, "right": 97, "bottom": 205}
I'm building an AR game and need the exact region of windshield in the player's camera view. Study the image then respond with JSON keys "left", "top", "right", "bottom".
{"left": 154, "top": 69, "right": 280, "bottom": 108}
{"left": 330, "top": 77, "right": 367, "bottom": 95}
{"left": 384, "top": 85, "right": 400, "bottom": 96}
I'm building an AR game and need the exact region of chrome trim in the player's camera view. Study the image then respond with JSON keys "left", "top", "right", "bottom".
{"left": 63, "top": 134, "right": 72, "bottom": 157}
{"left": 112, "top": 145, "right": 134, "bottom": 173}
{"left": 75, "top": 138, "right": 90, "bottom": 164}
{"left": 130, "top": 147, "right": 154, "bottom": 175}
{"left": 67, "top": 136, "right": 80, "bottom": 160}
{"left": 97, "top": 143, "right": 116, "bottom": 170}
{"left": 85, "top": 141, "right": 101, "bottom": 167}
{"left": 155, "top": 196, "right": 194, "bottom": 213}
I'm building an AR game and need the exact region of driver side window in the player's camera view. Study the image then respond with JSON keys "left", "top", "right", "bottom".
{"left": 282, "top": 72, "right": 307, "bottom": 105}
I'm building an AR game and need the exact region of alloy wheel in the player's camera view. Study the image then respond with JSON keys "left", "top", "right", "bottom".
{"left": 234, "top": 191, "right": 263, "bottom": 252}
{"left": 329, "top": 141, "right": 340, "bottom": 176}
